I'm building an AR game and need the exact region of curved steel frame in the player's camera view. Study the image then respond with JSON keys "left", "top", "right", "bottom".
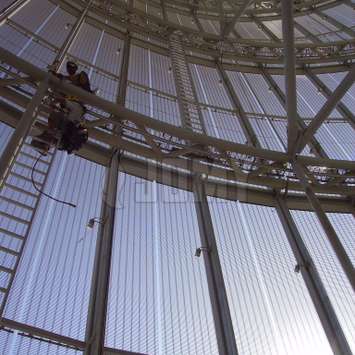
{"left": 0, "top": 2, "right": 355, "bottom": 353}
{"left": 48, "top": 0, "right": 355, "bottom": 73}
{"left": 0, "top": 46, "right": 354, "bottom": 208}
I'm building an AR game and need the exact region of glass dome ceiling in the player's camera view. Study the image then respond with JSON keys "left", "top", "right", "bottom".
{"left": 0, "top": 0, "right": 354, "bottom": 354}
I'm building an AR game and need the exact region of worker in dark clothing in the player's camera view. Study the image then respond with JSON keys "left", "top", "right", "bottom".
{"left": 66, "top": 61, "right": 78, "bottom": 78}
{"left": 31, "top": 61, "right": 92, "bottom": 155}
{"left": 58, "top": 68, "right": 92, "bottom": 154}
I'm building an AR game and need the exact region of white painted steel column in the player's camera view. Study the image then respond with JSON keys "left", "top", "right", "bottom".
{"left": 193, "top": 175, "right": 238, "bottom": 355}
{"left": 0, "top": 79, "right": 48, "bottom": 188}
{"left": 276, "top": 194, "right": 353, "bottom": 355}
{"left": 281, "top": 0, "right": 299, "bottom": 156}
{"left": 85, "top": 28, "right": 131, "bottom": 355}
{"left": 84, "top": 150, "right": 121, "bottom": 355}
{"left": 293, "top": 162, "right": 355, "bottom": 291}
{"left": 116, "top": 35, "right": 130, "bottom": 106}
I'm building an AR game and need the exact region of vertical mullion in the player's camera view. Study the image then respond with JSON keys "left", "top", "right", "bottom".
{"left": 276, "top": 194, "right": 353, "bottom": 355}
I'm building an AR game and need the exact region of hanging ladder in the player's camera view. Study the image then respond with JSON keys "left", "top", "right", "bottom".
{"left": 168, "top": 35, "right": 205, "bottom": 134}
{"left": 0, "top": 140, "right": 55, "bottom": 317}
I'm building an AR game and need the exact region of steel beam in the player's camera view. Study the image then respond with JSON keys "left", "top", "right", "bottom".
{"left": 0, "top": 77, "right": 28, "bottom": 87}
{"left": 0, "top": 96, "right": 355, "bottom": 213}
{"left": 159, "top": 0, "right": 167, "bottom": 21}
{"left": 276, "top": 194, "right": 353, "bottom": 355}
{"left": 281, "top": 0, "right": 299, "bottom": 156}
{"left": 44, "top": 0, "right": 355, "bottom": 68}
{"left": 253, "top": 17, "right": 280, "bottom": 42}
{"left": 216, "top": 62, "right": 261, "bottom": 147}
{"left": 261, "top": 69, "right": 328, "bottom": 158}
{"left": 192, "top": 11, "right": 204, "bottom": 33}
{"left": 0, "top": 49, "right": 348, "bottom": 172}
{"left": 49, "top": 0, "right": 352, "bottom": 23}
{"left": 1, "top": 47, "right": 355, "bottom": 182}
{"left": 116, "top": 35, "right": 130, "bottom": 106}
{"left": 296, "top": 65, "right": 355, "bottom": 153}
{"left": 84, "top": 150, "right": 121, "bottom": 355}
{"left": 294, "top": 21, "right": 322, "bottom": 44}
{"left": 0, "top": 79, "right": 48, "bottom": 189}
{"left": 127, "top": 0, "right": 133, "bottom": 12}
{"left": 222, "top": 0, "right": 254, "bottom": 38}
{"left": 52, "top": 0, "right": 93, "bottom": 69}
{"left": 239, "top": 71, "right": 287, "bottom": 150}
{"left": 0, "top": 318, "right": 146, "bottom": 354}
{"left": 0, "top": 0, "right": 29, "bottom": 25}
{"left": 193, "top": 175, "right": 238, "bottom": 355}
{"left": 261, "top": 71, "right": 355, "bottom": 224}
{"left": 2, "top": 2, "right": 354, "bottom": 72}
{"left": 84, "top": 35, "right": 128, "bottom": 353}
{"left": 232, "top": 28, "right": 242, "bottom": 39}
{"left": 293, "top": 162, "right": 355, "bottom": 291}
{"left": 316, "top": 11, "right": 355, "bottom": 38}
{"left": 305, "top": 69, "right": 355, "bottom": 130}
{"left": 0, "top": 317, "right": 85, "bottom": 350}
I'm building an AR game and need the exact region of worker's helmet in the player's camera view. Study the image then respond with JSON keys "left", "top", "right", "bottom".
{"left": 66, "top": 61, "right": 78, "bottom": 75}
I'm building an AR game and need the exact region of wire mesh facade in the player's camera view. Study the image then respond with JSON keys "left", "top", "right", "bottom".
{"left": 0, "top": 0, "right": 354, "bottom": 354}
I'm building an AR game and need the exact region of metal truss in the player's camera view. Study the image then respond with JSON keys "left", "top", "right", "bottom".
{"left": 47, "top": 0, "right": 355, "bottom": 71}
{"left": 93, "top": 0, "right": 348, "bottom": 22}
{"left": 2, "top": 98, "right": 353, "bottom": 213}
{"left": 0, "top": 3, "right": 354, "bottom": 355}
{"left": 0, "top": 71, "right": 353, "bottom": 355}
{"left": 0, "top": 7, "right": 352, "bottom": 75}
{"left": 0, "top": 47, "right": 354, "bottom": 209}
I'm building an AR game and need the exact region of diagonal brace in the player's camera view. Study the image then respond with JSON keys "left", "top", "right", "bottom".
{"left": 293, "top": 161, "right": 355, "bottom": 291}
{"left": 222, "top": 0, "right": 254, "bottom": 38}
{"left": 296, "top": 65, "right": 355, "bottom": 153}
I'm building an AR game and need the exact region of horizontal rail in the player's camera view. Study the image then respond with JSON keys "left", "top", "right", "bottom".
{"left": 0, "top": 47, "right": 354, "bottom": 214}
{"left": 0, "top": 100, "right": 353, "bottom": 212}
{"left": 0, "top": 318, "right": 146, "bottom": 354}
{"left": 1, "top": 47, "right": 354, "bottom": 170}
{"left": 4, "top": 2, "right": 355, "bottom": 72}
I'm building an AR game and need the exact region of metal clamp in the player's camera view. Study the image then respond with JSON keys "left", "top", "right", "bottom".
{"left": 195, "top": 246, "right": 210, "bottom": 257}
